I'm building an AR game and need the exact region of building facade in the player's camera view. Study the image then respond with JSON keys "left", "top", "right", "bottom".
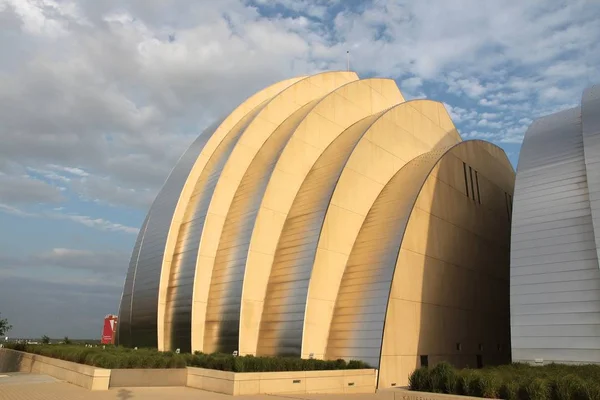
{"left": 511, "top": 84, "right": 600, "bottom": 364}
{"left": 117, "top": 71, "right": 515, "bottom": 387}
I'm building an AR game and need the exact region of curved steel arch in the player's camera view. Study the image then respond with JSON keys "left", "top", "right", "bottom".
{"left": 120, "top": 75, "right": 303, "bottom": 349}
{"left": 325, "top": 145, "right": 454, "bottom": 367}
{"left": 192, "top": 71, "right": 360, "bottom": 352}
{"left": 118, "top": 119, "right": 223, "bottom": 348}
{"left": 238, "top": 78, "right": 404, "bottom": 355}
{"left": 301, "top": 99, "right": 462, "bottom": 359}
{"left": 510, "top": 84, "right": 600, "bottom": 365}
{"left": 256, "top": 111, "right": 386, "bottom": 356}
{"left": 203, "top": 99, "right": 321, "bottom": 353}
{"left": 582, "top": 84, "right": 600, "bottom": 265}
{"left": 161, "top": 101, "right": 268, "bottom": 352}
{"left": 326, "top": 140, "right": 514, "bottom": 380}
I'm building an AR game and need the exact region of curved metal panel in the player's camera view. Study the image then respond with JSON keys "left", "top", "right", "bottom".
{"left": 192, "top": 71, "right": 361, "bottom": 353}
{"left": 256, "top": 113, "right": 385, "bottom": 356}
{"left": 125, "top": 119, "right": 223, "bottom": 348}
{"left": 583, "top": 85, "right": 600, "bottom": 265}
{"left": 157, "top": 76, "right": 306, "bottom": 351}
{"left": 203, "top": 100, "right": 320, "bottom": 353}
{"left": 325, "top": 146, "right": 453, "bottom": 367}
{"left": 377, "top": 141, "right": 513, "bottom": 387}
{"left": 301, "top": 100, "right": 463, "bottom": 359}
{"left": 163, "top": 103, "right": 267, "bottom": 352}
{"left": 239, "top": 78, "right": 404, "bottom": 356}
{"left": 117, "top": 214, "right": 150, "bottom": 347}
{"left": 511, "top": 105, "right": 600, "bottom": 363}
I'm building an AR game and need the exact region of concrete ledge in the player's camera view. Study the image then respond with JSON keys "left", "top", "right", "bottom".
{"left": 187, "top": 367, "right": 236, "bottom": 395}
{"left": 110, "top": 368, "right": 187, "bottom": 387}
{"left": 0, "top": 348, "right": 110, "bottom": 390}
{"left": 186, "top": 367, "right": 377, "bottom": 396}
{"left": 0, "top": 349, "right": 377, "bottom": 395}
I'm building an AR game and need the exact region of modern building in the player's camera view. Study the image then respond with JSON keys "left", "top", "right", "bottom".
{"left": 511, "top": 84, "right": 600, "bottom": 365}
{"left": 117, "top": 71, "right": 515, "bottom": 387}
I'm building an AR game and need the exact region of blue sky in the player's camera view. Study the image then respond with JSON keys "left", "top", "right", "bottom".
{"left": 0, "top": 0, "right": 599, "bottom": 338}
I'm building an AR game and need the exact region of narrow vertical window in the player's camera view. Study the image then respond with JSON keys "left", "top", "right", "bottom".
{"left": 476, "top": 354, "right": 483, "bottom": 369}
{"left": 420, "top": 355, "right": 429, "bottom": 368}
{"left": 469, "top": 166, "right": 476, "bottom": 201}
{"left": 505, "top": 193, "right": 511, "bottom": 221}
{"left": 462, "top": 162, "right": 469, "bottom": 198}
{"left": 475, "top": 171, "right": 481, "bottom": 204}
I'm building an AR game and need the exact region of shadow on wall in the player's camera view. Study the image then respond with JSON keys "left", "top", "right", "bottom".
{"left": 0, "top": 349, "right": 26, "bottom": 373}
{"left": 414, "top": 144, "right": 512, "bottom": 373}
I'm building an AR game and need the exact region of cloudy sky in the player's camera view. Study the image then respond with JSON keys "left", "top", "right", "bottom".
{"left": 0, "top": 0, "right": 599, "bottom": 339}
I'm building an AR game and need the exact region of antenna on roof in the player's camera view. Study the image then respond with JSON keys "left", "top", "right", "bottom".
{"left": 346, "top": 50, "right": 350, "bottom": 71}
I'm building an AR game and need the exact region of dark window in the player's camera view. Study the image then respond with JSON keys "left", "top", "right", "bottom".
{"left": 497, "top": 344, "right": 503, "bottom": 352}
{"left": 469, "top": 166, "right": 476, "bottom": 201}
{"left": 463, "top": 162, "right": 469, "bottom": 197}
{"left": 456, "top": 343, "right": 462, "bottom": 351}
{"left": 420, "top": 355, "right": 429, "bottom": 368}
{"left": 475, "top": 171, "right": 481, "bottom": 204}
{"left": 505, "top": 193, "right": 511, "bottom": 221}
{"left": 479, "top": 343, "right": 484, "bottom": 351}
{"left": 477, "top": 355, "right": 483, "bottom": 369}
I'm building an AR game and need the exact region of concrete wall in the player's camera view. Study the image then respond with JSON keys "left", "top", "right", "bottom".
{"left": 109, "top": 368, "right": 187, "bottom": 387}
{"left": 0, "top": 348, "right": 110, "bottom": 390}
{"left": 187, "top": 367, "right": 377, "bottom": 395}
{"left": 0, "top": 348, "right": 376, "bottom": 395}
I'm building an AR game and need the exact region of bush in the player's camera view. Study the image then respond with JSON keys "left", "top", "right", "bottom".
{"left": 429, "top": 362, "right": 457, "bottom": 393}
{"left": 499, "top": 380, "right": 520, "bottom": 400}
{"left": 3, "top": 344, "right": 370, "bottom": 372}
{"left": 409, "top": 361, "right": 600, "bottom": 400}
{"left": 522, "top": 377, "right": 550, "bottom": 400}
{"left": 408, "top": 367, "right": 431, "bottom": 391}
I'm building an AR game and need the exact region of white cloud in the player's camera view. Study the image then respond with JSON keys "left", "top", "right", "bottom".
{"left": 0, "top": 173, "right": 64, "bottom": 204}
{"left": 477, "top": 119, "right": 503, "bottom": 129}
{"left": 0, "top": 203, "right": 138, "bottom": 234}
{"left": 479, "top": 98, "right": 499, "bottom": 107}
{"left": 54, "top": 213, "right": 139, "bottom": 234}
{"left": 0, "top": 203, "right": 36, "bottom": 217}
{"left": 400, "top": 76, "right": 423, "bottom": 92}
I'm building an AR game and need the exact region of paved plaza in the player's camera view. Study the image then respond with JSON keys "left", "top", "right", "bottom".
{"left": 0, "top": 373, "right": 405, "bottom": 400}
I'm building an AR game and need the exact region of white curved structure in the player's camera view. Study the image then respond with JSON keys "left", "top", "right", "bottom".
{"left": 511, "top": 84, "right": 600, "bottom": 364}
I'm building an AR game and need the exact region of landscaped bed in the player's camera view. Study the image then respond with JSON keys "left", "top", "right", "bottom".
{"left": 409, "top": 362, "right": 600, "bottom": 399}
{"left": 4, "top": 343, "right": 370, "bottom": 372}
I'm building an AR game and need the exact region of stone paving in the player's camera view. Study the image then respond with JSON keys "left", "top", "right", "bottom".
{"left": 0, "top": 373, "right": 403, "bottom": 400}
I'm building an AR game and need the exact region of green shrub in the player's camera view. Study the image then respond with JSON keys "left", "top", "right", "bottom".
{"left": 4, "top": 344, "right": 370, "bottom": 372}
{"left": 456, "top": 369, "right": 475, "bottom": 396}
{"left": 552, "top": 374, "right": 585, "bottom": 400}
{"left": 408, "top": 367, "right": 431, "bottom": 391}
{"left": 474, "top": 373, "right": 499, "bottom": 399}
{"left": 499, "top": 380, "right": 520, "bottom": 400}
{"left": 429, "top": 362, "right": 456, "bottom": 393}
{"left": 522, "top": 377, "right": 550, "bottom": 400}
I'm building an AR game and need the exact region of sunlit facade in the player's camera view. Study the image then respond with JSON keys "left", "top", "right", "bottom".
{"left": 117, "top": 71, "right": 515, "bottom": 387}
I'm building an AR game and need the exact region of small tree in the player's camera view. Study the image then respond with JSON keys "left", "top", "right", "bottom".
{"left": 63, "top": 336, "right": 71, "bottom": 345}
{"left": 41, "top": 335, "right": 50, "bottom": 344}
{"left": 0, "top": 313, "right": 11, "bottom": 337}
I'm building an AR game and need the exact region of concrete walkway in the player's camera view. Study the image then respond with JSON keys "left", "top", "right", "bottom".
{"left": 0, "top": 373, "right": 406, "bottom": 400}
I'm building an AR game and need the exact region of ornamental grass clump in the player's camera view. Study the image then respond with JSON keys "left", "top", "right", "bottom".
{"left": 4, "top": 343, "right": 371, "bottom": 371}
{"left": 408, "top": 361, "right": 600, "bottom": 400}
